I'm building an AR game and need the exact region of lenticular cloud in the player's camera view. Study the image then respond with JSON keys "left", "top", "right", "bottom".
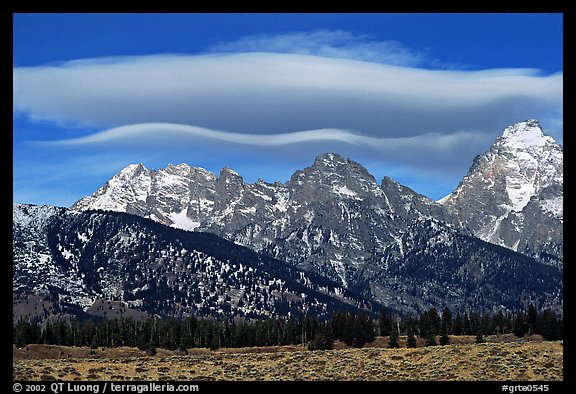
{"left": 51, "top": 121, "right": 489, "bottom": 163}
{"left": 55, "top": 123, "right": 364, "bottom": 146}
{"left": 13, "top": 52, "right": 562, "bottom": 139}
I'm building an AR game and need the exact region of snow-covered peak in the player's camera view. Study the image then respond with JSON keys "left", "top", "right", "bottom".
{"left": 439, "top": 119, "right": 562, "bottom": 261}
{"left": 70, "top": 163, "right": 152, "bottom": 212}
{"left": 174, "top": 163, "right": 191, "bottom": 170}
{"left": 118, "top": 163, "right": 148, "bottom": 177}
{"left": 500, "top": 119, "right": 553, "bottom": 149}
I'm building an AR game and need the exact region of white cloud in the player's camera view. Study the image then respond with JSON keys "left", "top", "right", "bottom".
{"left": 47, "top": 122, "right": 492, "bottom": 178}
{"left": 13, "top": 52, "right": 563, "bottom": 141}
{"left": 209, "top": 30, "right": 427, "bottom": 66}
{"left": 51, "top": 123, "right": 363, "bottom": 146}
{"left": 53, "top": 122, "right": 486, "bottom": 153}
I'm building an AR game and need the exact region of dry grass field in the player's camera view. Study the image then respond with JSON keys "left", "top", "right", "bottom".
{"left": 13, "top": 337, "right": 563, "bottom": 381}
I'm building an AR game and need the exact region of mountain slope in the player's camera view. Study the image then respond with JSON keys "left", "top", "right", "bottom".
{"left": 14, "top": 203, "right": 563, "bottom": 318}
{"left": 363, "top": 219, "right": 562, "bottom": 314}
{"left": 13, "top": 204, "right": 374, "bottom": 322}
{"left": 438, "top": 119, "right": 563, "bottom": 266}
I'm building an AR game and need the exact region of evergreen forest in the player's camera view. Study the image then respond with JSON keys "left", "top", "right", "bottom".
{"left": 13, "top": 305, "right": 562, "bottom": 352}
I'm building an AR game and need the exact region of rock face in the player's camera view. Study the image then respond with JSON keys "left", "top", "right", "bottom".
{"left": 438, "top": 120, "right": 563, "bottom": 267}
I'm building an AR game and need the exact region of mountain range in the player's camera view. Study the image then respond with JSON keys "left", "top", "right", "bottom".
{"left": 13, "top": 120, "right": 563, "bottom": 321}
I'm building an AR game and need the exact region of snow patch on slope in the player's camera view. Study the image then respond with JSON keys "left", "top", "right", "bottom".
{"left": 168, "top": 207, "right": 200, "bottom": 231}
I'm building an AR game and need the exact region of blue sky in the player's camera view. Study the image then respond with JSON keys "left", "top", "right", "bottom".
{"left": 13, "top": 13, "right": 563, "bottom": 207}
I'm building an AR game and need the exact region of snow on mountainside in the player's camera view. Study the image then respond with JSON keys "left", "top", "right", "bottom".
{"left": 13, "top": 204, "right": 95, "bottom": 312}
{"left": 73, "top": 163, "right": 217, "bottom": 231}
{"left": 14, "top": 202, "right": 563, "bottom": 318}
{"left": 438, "top": 120, "right": 563, "bottom": 266}
{"left": 14, "top": 204, "right": 374, "bottom": 322}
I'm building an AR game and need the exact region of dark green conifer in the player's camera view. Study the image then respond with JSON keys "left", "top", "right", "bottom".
{"left": 388, "top": 323, "right": 399, "bottom": 348}
{"left": 406, "top": 326, "right": 417, "bottom": 348}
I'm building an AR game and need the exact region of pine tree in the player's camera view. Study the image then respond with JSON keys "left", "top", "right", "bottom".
{"left": 527, "top": 304, "right": 538, "bottom": 335}
{"left": 441, "top": 307, "right": 453, "bottom": 334}
{"left": 440, "top": 310, "right": 451, "bottom": 345}
{"left": 491, "top": 310, "right": 508, "bottom": 334}
{"left": 136, "top": 325, "right": 149, "bottom": 351}
{"left": 420, "top": 308, "right": 441, "bottom": 338}
{"left": 378, "top": 309, "right": 392, "bottom": 336}
{"left": 43, "top": 322, "right": 55, "bottom": 345}
{"left": 453, "top": 312, "right": 463, "bottom": 335}
{"left": 425, "top": 333, "right": 437, "bottom": 347}
{"left": 146, "top": 341, "right": 157, "bottom": 356}
{"left": 331, "top": 312, "right": 347, "bottom": 342}
{"left": 90, "top": 335, "right": 99, "bottom": 350}
{"left": 308, "top": 324, "right": 333, "bottom": 351}
{"left": 513, "top": 312, "right": 529, "bottom": 338}
{"left": 353, "top": 313, "right": 374, "bottom": 348}
{"left": 463, "top": 312, "right": 471, "bottom": 335}
{"left": 439, "top": 330, "right": 450, "bottom": 346}
{"left": 469, "top": 311, "right": 481, "bottom": 335}
{"left": 475, "top": 330, "right": 485, "bottom": 344}
{"left": 388, "top": 323, "right": 399, "bottom": 348}
{"left": 540, "top": 309, "right": 562, "bottom": 340}
{"left": 481, "top": 313, "right": 492, "bottom": 336}
{"left": 342, "top": 314, "right": 356, "bottom": 346}
{"left": 14, "top": 318, "right": 30, "bottom": 348}
{"left": 285, "top": 318, "right": 299, "bottom": 346}
{"left": 406, "top": 326, "right": 417, "bottom": 348}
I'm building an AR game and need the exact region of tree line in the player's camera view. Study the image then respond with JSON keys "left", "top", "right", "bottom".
{"left": 13, "top": 305, "right": 562, "bottom": 352}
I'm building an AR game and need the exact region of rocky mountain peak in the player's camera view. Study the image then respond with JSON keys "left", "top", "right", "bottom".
{"left": 439, "top": 119, "right": 562, "bottom": 265}
{"left": 313, "top": 152, "right": 348, "bottom": 166}
{"left": 118, "top": 163, "right": 149, "bottom": 177}
{"left": 499, "top": 119, "right": 554, "bottom": 149}
{"left": 285, "top": 153, "right": 380, "bottom": 205}
{"left": 311, "top": 153, "right": 370, "bottom": 176}
{"left": 380, "top": 175, "right": 453, "bottom": 223}
{"left": 217, "top": 166, "right": 244, "bottom": 190}
{"left": 381, "top": 176, "right": 400, "bottom": 189}
{"left": 164, "top": 163, "right": 193, "bottom": 176}
{"left": 307, "top": 153, "right": 378, "bottom": 188}
{"left": 220, "top": 166, "right": 242, "bottom": 177}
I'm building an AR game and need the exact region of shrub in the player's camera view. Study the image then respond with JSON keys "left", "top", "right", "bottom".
{"left": 146, "top": 342, "right": 157, "bottom": 356}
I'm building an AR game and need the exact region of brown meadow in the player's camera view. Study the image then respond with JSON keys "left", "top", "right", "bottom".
{"left": 13, "top": 336, "right": 562, "bottom": 381}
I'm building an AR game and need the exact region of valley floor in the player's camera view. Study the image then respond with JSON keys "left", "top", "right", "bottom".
{"left": 13, "top": 338, "right": 562, "bottom": 381}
